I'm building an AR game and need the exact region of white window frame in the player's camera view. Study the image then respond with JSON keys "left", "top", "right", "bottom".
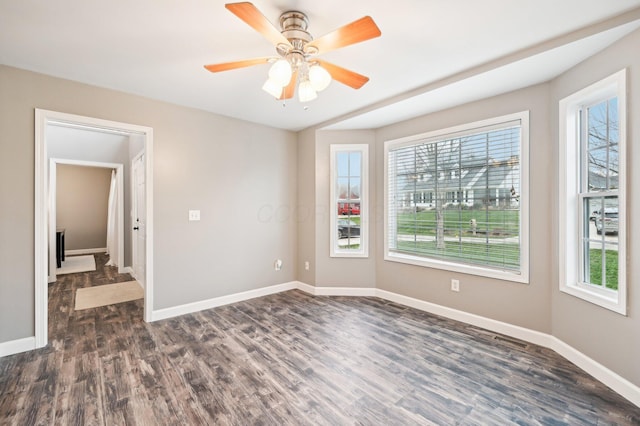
{"left": 330, "top": 144, "right": 369, "bottom": 258}
{"left": 559, "top": 69, "right": 627, "bottom": 315}
{"left": 384, "top": 111, "right": 530, "bottom": 283}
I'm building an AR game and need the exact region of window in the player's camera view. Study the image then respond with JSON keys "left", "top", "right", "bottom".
{"left": 330, "top": 144, "right": 368, "bottom": 257}
{"left": 559, "top": 70, "right": 627, "bottom": 314}
{"left": 385, "top": 112, "right": 529, "bottom": 282}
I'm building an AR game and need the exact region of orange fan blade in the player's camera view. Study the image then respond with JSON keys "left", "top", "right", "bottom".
{"left": 316, "top": 60, "right": 369, "bottom": 89}
{"left": 204, "top": 57, "right": 273, "bottom": 73}
{"left": 306, "top": 16, "right": 381, "bottom": 55}
{"left": 279, "top": 69, "right": 298, "bottom": 100}
{"left": 226, "top": 2, "right": 292, "bottom": 48}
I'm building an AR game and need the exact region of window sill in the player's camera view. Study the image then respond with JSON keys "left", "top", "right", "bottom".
{"left": 331, "top": 251, "right": 368, "bottom": 258}
{"left": 385, "top": 251, "right": 528, "bottom": 284}
{"left": 560, "top": 282, "right": 626, "bottom": 316}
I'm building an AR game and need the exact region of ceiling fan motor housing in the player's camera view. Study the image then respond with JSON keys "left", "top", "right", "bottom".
{"left": 278, "top": 11, "right": 316, "bottom": 58}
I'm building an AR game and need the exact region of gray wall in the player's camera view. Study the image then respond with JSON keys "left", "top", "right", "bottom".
{"left": 374, "top": 84, "right": 552, "bottom": 333}
{"left": 314, "top": 130, "right": 377, "bottom": 287}
{"left": 296, "top": 128, "right": 317, "bottom": 284}
{"left": 56, "top": 165, "right": 111, "bottom": 251}
{"left": 0, "top": 64, "right": 297, "bottom": 342}
{"left": 297, "top": 29, "right": 640, "bottom": 388}
{"left": 300, "top": 85, "right": 552, "bottom": 331}
{"left": 550, "top": 29, "right": 640, "bottom": 387}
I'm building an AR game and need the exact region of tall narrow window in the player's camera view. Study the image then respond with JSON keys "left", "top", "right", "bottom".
{"left": 385, "top": 112, "right": 529, "bottom": 282}
{"left": 330, "top": 144, "right": 368, "bottom": 257}
{"left": 559, "top": 70, "right": 626, "bottom": 314}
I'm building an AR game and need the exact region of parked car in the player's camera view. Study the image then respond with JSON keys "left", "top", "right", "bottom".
{"left": 338, "top": 202, "right": 361, "bottom": 215}
{"left": 337, "top": 219, "right": 360, "bottom": 239}
{"left": 595, "top": 209, "right": 618, "bottom": 234}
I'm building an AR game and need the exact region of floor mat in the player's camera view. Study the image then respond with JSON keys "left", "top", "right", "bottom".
{"left": 57, "top": 255, "right": 96, "bottom": 275}
{"left": 75, "top": 281, "right": 143, "bottom": 310}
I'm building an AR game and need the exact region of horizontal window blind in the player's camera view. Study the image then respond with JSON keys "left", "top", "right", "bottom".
{"left": 388, "top": 121, "right": 522, "bottom": 272}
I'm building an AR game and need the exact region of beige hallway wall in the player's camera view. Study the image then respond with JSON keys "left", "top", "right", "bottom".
{"left": 56, "top": 164, "right": 111, "bottom": 251}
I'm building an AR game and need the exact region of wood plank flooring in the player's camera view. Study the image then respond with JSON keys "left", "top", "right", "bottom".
{"left": 1, "top": 254, "right": 639, "bottom": 425}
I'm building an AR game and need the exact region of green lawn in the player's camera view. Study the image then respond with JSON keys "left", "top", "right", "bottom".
{"left": 382, "top": 208, "right": 617, "bottom": 290}
{"left": 588, "top": 249, "right": 618, "bottom": 290}
{"left": 397, "top": 208, "right": 519, "bottom": 238}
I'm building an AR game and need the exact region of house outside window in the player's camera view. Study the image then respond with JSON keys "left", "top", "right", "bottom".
{"left": 330, "top": 144, "right": 368, "bottom": 258}
{"left": 559, "top": 70, "right": 627, "bottom": 315}
{"left": 385, "top": 112, "right": 529, "bottom": 282}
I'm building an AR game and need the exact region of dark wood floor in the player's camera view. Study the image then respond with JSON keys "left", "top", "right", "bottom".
{"left": 1, "top": 255, "right": 639, "bottom": 425}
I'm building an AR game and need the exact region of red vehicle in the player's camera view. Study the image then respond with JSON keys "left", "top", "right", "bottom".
{"left": 338, "top": 202, "right": 360, "bottom": 215}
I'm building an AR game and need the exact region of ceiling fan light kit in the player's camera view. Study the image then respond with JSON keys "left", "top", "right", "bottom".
{"left": 204, "top": 2, "right": 381, "bottom": 103}
{"left": 298, "top": 78, "right": 318, "bottom": 102}
{"left": 267, "top": 58, "right": 293, "bottom": 87}
{"left": 262, "top": 76, "right": 285, "bottom": 98}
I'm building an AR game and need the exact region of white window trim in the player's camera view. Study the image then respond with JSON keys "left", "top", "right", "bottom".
{"left": 384, "top": 111, "right": 530, "bottom": 283}
{"left": 330, "top": 144, "right": 369, "bottom": 258}
{"left": 558, "top": 69, "right": 627, "bottom": 315}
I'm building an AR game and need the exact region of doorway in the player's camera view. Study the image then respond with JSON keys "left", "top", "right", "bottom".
{"left": 48, "top": 160, "right": 124, "bottom": 284}
{"left": 35, "top": 109, "right": 154, "bottom": 349}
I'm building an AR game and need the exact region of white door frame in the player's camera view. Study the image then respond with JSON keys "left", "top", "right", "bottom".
{"left": 35, "top": 109, "right": 155, "bottom": 348}
{"left": 48, "top": 159, "right": 124, "bottom": 283}
{"left": 131, "top": 151, "right": 145, "bottom": 285}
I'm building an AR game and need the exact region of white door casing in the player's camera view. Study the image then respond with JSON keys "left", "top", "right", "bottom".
{"left": 132, "top": 153, "right": 146, "bottom": 286}
{"left": 35, "top": 109, "right": 155, "bottom": 349}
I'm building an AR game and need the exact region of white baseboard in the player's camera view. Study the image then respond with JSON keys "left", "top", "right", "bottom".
{"left": 65, "top": 248, "right": 106, "bottom": 256}
{"left": 549, "top": 337, "right": 640, "bottom": 407}
{"left": 298, "top": 283, "right": 376, "bottom": 297}
{"left": 27, "top": 276, "right": 632, "bottom": 407}
{"left": 375, "top": 289, "right": 552, "bottom": 347}
{"left": 122, "top": 266, "right": 134, "bottom": 275}
{"left": 296, "top": 281, "right": 317, "bottom": 295}
{"left": 150, "top": 281, "right": 299, "bottom": 322}
{"left": 296, "top": 283, "right": 640, "bottom": 407}
{"left": 0, "top": 336, "right": 36, "bottom": 357}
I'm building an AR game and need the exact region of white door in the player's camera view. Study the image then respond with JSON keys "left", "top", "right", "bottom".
{"left": 132, "top": 154, "right": 146, "bottom": 286}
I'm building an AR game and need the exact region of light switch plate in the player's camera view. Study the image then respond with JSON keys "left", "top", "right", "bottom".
{"left": 188, "top": 210, "right": 200, "bottom": 221}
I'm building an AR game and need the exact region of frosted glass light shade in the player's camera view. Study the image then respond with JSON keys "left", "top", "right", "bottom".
{"left": 268, "top": 59, "right": 292, "bottom": 87}
{"left": 262, "top": 78, "right": 283, "bottom": 98}
{"left": 298, "top": 80, "right": 317, "bottom": 102}
{"left": 309, "top": 65, "right": 331, "bottom": 92}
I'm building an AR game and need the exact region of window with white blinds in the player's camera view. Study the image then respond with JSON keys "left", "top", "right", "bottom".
{"left": 384, "top": 112, "right": 529, "bottom": 282}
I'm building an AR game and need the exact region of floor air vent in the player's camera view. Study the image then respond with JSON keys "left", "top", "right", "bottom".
{"left": 493, "top": 335, "right": 529, "bottom": 349}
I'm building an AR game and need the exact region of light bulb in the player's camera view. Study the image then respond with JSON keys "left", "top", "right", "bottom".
{"left": 308, "top": 65, "right": 331, "bottom": 92}
{"left": 298, "top": 80, "right": 317, "bottom": 102}
{"left": 268, "top": 59, "right": 292, "bottom": 87}
{"left": 262, "top": 78, "right": 283, "bottom": 98}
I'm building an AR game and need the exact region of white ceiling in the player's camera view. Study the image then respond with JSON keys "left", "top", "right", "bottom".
{"left": 1, "top": 1, "right": 640, "bottom": 131}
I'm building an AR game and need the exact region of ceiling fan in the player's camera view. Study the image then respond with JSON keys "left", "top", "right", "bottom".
{"left": 204, "top": 2, "right": 381, "bottom": 102}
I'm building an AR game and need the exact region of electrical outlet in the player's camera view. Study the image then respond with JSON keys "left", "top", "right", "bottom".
{"left": 451, "top": 279, "right": 460, "bottom": 292}
{"left": 304, "top": 261, "right": 310, "bottom": 271}
{"left": 188, "top": 210, "right": 200, "bottom": 221}
{"left": 274, "top": 259, "right": 283, "bottom": 271}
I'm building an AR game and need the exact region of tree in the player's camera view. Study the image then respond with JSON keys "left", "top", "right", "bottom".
{"left": 404, "top": 139, "right": 461, "bottom": 249}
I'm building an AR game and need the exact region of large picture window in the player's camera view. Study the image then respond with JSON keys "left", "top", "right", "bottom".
{"left": 559, "top": 70, "right": 626, "bottom": 314}
{"left": 385, "top": 112, "right": 529, "bottom": 282}
{"left": 330, "top": 144, "right": 368, "bottom": 258}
